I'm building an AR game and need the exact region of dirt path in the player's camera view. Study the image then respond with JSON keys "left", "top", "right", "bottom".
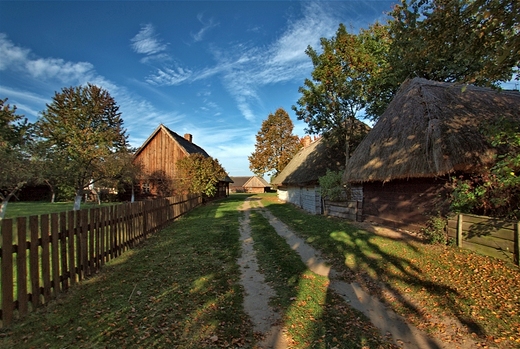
{"left": 237, "top": 197, "right": 478, "bottom": 349}
{"left": 238, "top": 198, "right": 288, "bottom": 349}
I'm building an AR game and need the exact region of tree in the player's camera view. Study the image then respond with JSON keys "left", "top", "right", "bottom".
{"left": 449, "top": 117, "right": 520, "bottom": 219}
{"left": 292, "top": 24, "right": 374, "bottom": 168}
{"left": 371, "top": 0, "right": 520, "bottom": 119}
{"left": 0, "top": 99, "right": 33, "bottom": 219}
{"left": 248, "top": 108, "right": 302, "bottom": 178}
{"left": 37, "top": 84, "right": 129, "bottom": 210}
{"left": 176, "top": 153, "right": 226, "bottom": 197}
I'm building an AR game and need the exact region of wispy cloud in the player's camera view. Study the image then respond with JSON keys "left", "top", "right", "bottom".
{"left": 146, "top": 66, "right": 192, "bottom": 86}
{"left": 0, "top": 33, "right": 30, "bottom": 70}
{"left": 131, "top": 23, "right": 168, "bottom": 55}
{"left": 0, "top": 33, "right": 182, "bottom": 147}
{"left": 191, "top": 13, "right": 219, "bottom": 42}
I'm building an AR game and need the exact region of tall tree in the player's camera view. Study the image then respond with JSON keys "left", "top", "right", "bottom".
{"left": 176, "top": 153, "right": 226, "bottom": 197}
{"left": 248, "top": 108, "right": 301, "bottom": 178}
{"left": 0, "top": 99, "right": 33, "bottom": 219}
{"left": 292, "top": 24, "right": 375, "bottom": 167}
{"left": 37, "top": 84, "right": 129, "bottom": 210}
{"left": 372, "top": 0, "right": 520, "bottom": 119}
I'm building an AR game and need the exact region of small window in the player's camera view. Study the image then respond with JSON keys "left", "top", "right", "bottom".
{"left": 142, "top": 182, "right": 150, "bottom": 194}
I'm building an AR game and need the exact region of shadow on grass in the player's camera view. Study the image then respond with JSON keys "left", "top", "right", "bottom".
{"left": 259, "top": 197, "right": 488, "bottom": 344}
{"left": 0, "top": 196, "right": 254, "bottom": 349}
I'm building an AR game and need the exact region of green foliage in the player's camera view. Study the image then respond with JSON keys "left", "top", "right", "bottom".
{"left": 37, "top": 84, "right": 129, "bottom": 209}
{"left": 318, "top": 169, "right": 345, "bottom": 201}
{"left": 388, "top": 0, "right": 518, "bottom": 86}
{"left": 176, "top": 153, "right": 226, "bottom": 197}
{"left": 449, "top": 117, "right": 520, "bottom": 219}
{"left": 248, "top": 108, "right": 302, "bottom": 177}
{"left": 0, "top": 98, "right": 34, "bottom": 218}
{"left": 420, "top": 215, "right": 448, "bottom": 245}
{"left": 293, "top": 24, "right": 376, "bottom": 161}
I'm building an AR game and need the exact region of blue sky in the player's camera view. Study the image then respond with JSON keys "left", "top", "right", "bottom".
{"left": 0, "top": 0, "right": 396, "bottom": 176}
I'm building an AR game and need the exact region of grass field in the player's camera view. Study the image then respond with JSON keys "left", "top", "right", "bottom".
{"left": 3, "top": 201, "right": 116, "bottom": 220}
{"left": 1, "top": 193, "right": 519, "bottom": 348}
{"left": 259, "top": 193, "right": 520, "bottom": 348}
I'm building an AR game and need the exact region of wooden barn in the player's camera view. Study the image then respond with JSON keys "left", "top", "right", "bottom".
{"left": 133, "top": 124, "right": 231, "bottom": 200}
{"left": 344, "top": 78, "right": 520, "bottom": 231}
{"left": 229, "top": 176, "right": 271, "bottom": 193}
{"left": 272, "top": 136, "right": 353, "bottom": 215}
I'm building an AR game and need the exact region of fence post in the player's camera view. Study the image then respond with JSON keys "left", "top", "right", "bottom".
{"left": 457, "top": 214, "right": 463, "bottom": 248}
{"left": 1, "top": 219, "right": 14, "bottom": 326}
{"left": 515, "top": 221, "right": 519, "bottom": 266}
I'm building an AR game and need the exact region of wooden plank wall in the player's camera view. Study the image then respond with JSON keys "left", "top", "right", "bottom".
{"left": 447, "top": 213, "right": 519, "bottom": 265}
{"left": 0, "top": 194, "right": 201, "bottom": 327}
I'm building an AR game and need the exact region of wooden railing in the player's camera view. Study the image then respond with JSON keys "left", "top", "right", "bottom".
{"left": 447, "top": 213, "right": 520, "bottom": 266}
{"left": 0, "top": 194, "right": 202, "bottom": 327}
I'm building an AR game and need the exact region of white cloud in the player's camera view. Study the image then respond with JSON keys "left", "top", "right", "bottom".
{"left": 0, "top": 33, "right": 30, "bottom": 70}
{"left": 146, "top": 66, "right": 192, "bottom": 86}
{"left": 131, "top": 23, "right": 167, "bottom": 55}
{"left": 26, "top": 58, "right": 95, "bottom": 82}
{"left": 191, "top": 13, "right": 219, "bottom": 42}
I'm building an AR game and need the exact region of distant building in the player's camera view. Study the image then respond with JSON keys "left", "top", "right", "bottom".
{"left": 229, "top": 176, "right": 271, "bottom": 193}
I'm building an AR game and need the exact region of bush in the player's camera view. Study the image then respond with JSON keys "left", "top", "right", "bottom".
{"left": 420, "top": 214, "right": 448, "bottom": 245}
{"left": 318, "top": 169, "right": 345, "bottom": 201}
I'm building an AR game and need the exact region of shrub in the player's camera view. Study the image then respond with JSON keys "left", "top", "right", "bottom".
{"left": 420, "top": 214, "right": 448, "bottom": 245}
{"left": 318, "top": 169, "right": 345, "bottom": 201}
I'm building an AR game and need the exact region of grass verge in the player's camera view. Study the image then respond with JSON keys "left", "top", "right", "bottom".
{"left": 248, "top": 208, "right": 398, "bottom": 349}
{"left": 0, "top": 196, "right": 254, "bottom": 349}
{"left": 259, "top": 193, "right": 520, "bottom": 349}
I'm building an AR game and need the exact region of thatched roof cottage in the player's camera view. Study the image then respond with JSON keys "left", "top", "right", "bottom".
{"left": 344, "top": 78, "right": 520, "bottom": 230}
{"left": 272, "top": 135, "right": 357, "bottom": 215}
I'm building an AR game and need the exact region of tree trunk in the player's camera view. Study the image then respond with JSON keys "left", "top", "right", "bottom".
{"left": 131, "top": 183, "right": 135, "bottom": 203}
{"left": 0, "top": 199, "right": 7, "bottom": 220}
{"left": 74, "top": 190, "right": 83, "bottom": 211}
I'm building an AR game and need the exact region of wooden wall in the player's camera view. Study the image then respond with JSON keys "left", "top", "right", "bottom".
{"left": 134, "top": 129, "right": 187, "bottom": 198}
{"left": 135, "top": 129, "right": 186, "bottom": 179}
{"left": 362, "top": 178, "right": 449, "bottom": 231}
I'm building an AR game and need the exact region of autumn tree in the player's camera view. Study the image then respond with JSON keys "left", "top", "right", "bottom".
{"left": 293, "top": 24, "right": 374, "bottom": 168}
{"left": 0, "top": 99, "right": 33, "bottom": 219}
{"left": 37, "top": 84, "right": 129, "bottom": 210}
{"left": 176, "top": 153, "right": 226, "bottom": 197}
{"left": 248, "top": 108, "right": 302, "bottom": 178}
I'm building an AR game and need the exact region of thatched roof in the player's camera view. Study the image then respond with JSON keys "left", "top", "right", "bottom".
{"left": 344, "top": 78, "right": 520, "bottom": 183}
{"left": 271, "top": 137, "right": 346, "bottom": 186}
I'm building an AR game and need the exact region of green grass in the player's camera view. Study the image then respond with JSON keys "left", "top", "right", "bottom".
{"left": 248, "top": 209, "right": 397, "bottom": 349}
{"left": 259, "top": 193, "right": 520, "bottom": 349}
{"left": 3, "top": 201, "right": 115, "bottom": 220}
{"left": 0, "top": 195, "right": 254, "bottom": 348}
{"left": 2, "top": 193, "right": 519, "bottom": 348}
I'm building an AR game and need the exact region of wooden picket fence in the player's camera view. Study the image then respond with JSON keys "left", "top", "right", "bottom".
{"left": 0, "top": 194, "right": 202, "bottom": 327}
{"left": 447, "top": 213, "right": 520, "bottom": 266}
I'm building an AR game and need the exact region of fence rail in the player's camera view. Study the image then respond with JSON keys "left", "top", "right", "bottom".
{"left": 447, "top": 213, "right": 520, "bottom": 266}
{"left": 0, "top": 194, "right": 201, "bottom": 327}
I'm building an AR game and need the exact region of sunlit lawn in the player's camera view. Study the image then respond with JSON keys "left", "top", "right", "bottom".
{"left": 258, "top": 193, "right": 520, "bottom": 349}
{"left": 3, "top": 201, "right": 115, "bottom": 220}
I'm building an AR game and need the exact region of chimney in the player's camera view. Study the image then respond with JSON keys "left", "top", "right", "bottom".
{"left": 184, "top": 133, "right": 193, "bottom": 143}
{"left": 302, "top": 135, "right": 311, "bottom": 147}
